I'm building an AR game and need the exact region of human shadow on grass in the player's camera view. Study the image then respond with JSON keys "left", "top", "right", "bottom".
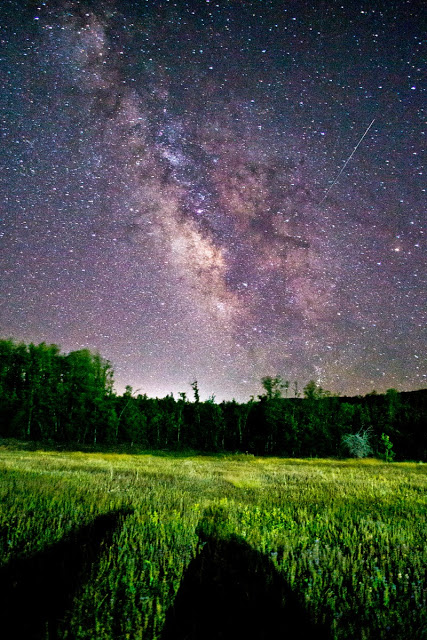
{"left": 0, "top": 509, "right": 130, "bottom": 639}
{"left": 161, "top": 507, "right": 331, "bottom": 640}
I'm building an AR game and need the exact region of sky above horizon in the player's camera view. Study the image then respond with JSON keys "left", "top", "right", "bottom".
{"left": 1, "top": 0, "right": 425, "bottom": 400}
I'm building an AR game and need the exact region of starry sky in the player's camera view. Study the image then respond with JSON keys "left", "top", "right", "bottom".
{"left": 1, "top": 0, "right": 425, "bottom": 400}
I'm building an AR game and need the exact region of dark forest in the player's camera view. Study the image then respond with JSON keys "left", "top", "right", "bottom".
{"left": 0, "top": 340, "right": 425, "bottom": 461}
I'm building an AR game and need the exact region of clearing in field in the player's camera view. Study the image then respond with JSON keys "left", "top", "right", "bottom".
{"left": 0, "top": 447, "right": 426, "bottom": 639}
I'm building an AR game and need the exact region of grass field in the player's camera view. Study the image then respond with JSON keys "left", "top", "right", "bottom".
{"left": 0, "top": 445, "right": 426, "bottom": 639}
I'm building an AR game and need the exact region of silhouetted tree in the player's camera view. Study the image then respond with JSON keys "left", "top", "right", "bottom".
{"left": 0, "top": 340, "right": 426, "bottom": 460}
{"left": 260, "top": 375, "right": 285, "bottom": 400}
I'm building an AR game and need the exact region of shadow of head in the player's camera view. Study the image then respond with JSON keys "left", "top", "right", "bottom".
{"left": 161, "top": 507, "right": 330, "bottom": 640}
{"left": 0, "top": 508, "right": 131, "bottom": 640}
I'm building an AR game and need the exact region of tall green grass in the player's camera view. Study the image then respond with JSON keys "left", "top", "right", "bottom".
{"left": 0, "top": 447, "right": 426, "bottom": 639}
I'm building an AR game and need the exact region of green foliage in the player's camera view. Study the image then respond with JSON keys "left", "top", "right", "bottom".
{"left": 0, "top": 449, "right": 426, "bottom": 639}
{"left": 190, "top": 380, "right": 200, "bottom": 403}
{"left": 260, "top": 375, "right": 286, "bottom": 400}
{"left": 0, "top": 340, "right": 116, "bottom": 445}
{"left": 303, "top": 379, "right": 335, "bottom": 401}
{"left": 342, "top": 428, "right": 373, "bottom": 458}
{"left": 0, "top": 340, "right": 426, "bottom": 460}
{"left": 378, "top": 433, "right": 396, "bottom": 462}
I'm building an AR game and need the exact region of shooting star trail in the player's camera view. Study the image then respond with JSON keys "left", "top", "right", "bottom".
{"left": 319, "top": 118, "right": 375, "bottom": 205}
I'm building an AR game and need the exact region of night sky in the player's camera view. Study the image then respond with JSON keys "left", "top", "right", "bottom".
{"left": 1, "top": 0, "right": 425, "bottom": 400}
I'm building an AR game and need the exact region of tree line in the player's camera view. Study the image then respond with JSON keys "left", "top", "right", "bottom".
{"left": 0, "top": 340, "right": 425, "bottom": 460}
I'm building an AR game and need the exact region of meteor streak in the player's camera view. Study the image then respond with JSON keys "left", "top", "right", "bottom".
{"left": 319, "top": 119, "right": 375, "bottom": 204}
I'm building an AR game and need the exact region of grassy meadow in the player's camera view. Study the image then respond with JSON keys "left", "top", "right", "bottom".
{"left": 0, "top": 445, "right": 426, "bottom": 639}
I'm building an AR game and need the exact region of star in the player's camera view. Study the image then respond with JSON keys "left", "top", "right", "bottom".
{"left": 0, "top": 1, "right": 424, "bottom": 399}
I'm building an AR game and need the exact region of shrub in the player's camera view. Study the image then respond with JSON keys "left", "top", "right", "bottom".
{"left": 378, "top": 432, "right": 396, "bottom": 462}
{"left": 342, "top": 428, "right": 373, "bottom": 458}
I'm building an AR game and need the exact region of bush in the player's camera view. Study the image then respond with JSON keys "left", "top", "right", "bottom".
{"left": 342, "top": 428, "right": 373, "bottom": 458}
{"left": 378, "top": 433, "right": 395, "bottom": 462}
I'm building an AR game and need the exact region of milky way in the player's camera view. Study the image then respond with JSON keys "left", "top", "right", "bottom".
{"left": 1, "top": 0, "right": 425, "bottom": 400}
